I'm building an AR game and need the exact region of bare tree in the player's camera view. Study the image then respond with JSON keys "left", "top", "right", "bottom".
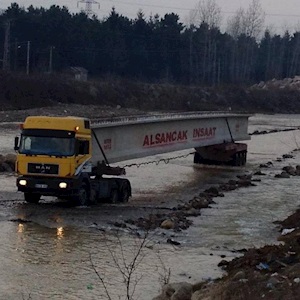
{"left": 190, "top": 0, "right": 222, "bottom": 29}
{"left": 227, "top": 0, "right": 265, "bottom": 40}
{"left": 226, "top": 0, "right": 265, "bottom": 82}
{"left": 243, "top": 0, "right": 265, "bottom": 39}
{"left": 89, "top": 230, "right": 154, "bottom": 300}
{"left": 227, "top": 8, "right": 245, "bottom": 39}
{"left": 186, "top": 0, "right": 222, "bottom": 85}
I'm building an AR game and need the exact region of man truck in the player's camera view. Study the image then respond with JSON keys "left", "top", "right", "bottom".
{"left": 14, "top": 113, "right": 250, "bottom": 205}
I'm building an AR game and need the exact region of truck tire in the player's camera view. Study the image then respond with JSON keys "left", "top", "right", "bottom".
{"left": 194, "top": 152, "right": 204, "bottom": 164}
{"left": 120, "top": 182, "right": 130, "bottom": 203}
{"left": 110, "top": 189, "right": 119, "bottom": 204}
{"left": 24, "top": 193, "right": 41, "bottom": 204}
{"left": 75, "top": 184, "right": 90, "bottom": 206}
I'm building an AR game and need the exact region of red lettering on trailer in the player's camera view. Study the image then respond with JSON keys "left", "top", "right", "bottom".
{"left": 143, "top": 130, "right": 188, "bottom": 147}
{"left": 192, "top": 127, "right": 216, "bottom": 140}
{"left": 103, "top": 138, "right": 112, "bottom": 150}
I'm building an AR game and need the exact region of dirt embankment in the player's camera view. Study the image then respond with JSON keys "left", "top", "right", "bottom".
{"left": 1, "top": 72, "right": 300, "bottom": 116}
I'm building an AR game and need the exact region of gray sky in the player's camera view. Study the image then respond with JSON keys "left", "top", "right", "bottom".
{"left": 1, "top": 0, "right": 300, "bottom": 33}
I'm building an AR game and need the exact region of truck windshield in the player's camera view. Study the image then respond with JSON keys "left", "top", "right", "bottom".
{"left": 19, "top": 136, "right": 75, "bottom": 156}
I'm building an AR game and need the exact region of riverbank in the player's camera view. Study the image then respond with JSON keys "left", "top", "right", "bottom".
{"left": 1, "top": 72, "right": 300, "bottom": 115}
{"left": 153, "top": 156, "right": 300, "bottom": 300}
{"left": 154, "top": 207, "right": 300, "bottom": 300}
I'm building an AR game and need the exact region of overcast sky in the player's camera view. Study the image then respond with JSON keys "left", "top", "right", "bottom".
{"left": 1, "top": 0, "right": 300, "bottom": 33}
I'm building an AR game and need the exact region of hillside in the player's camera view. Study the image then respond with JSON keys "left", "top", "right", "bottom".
{"left": 1, "top": 72, "right": 300, "bottom": 116}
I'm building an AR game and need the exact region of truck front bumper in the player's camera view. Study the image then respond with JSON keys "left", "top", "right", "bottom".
{"left": 16, "top": 176, "right": 81, "bottom": 197}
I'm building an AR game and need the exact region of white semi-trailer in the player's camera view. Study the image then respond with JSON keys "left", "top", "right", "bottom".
{"left": 14, "top": 112, "right": 250, "bottom": 205}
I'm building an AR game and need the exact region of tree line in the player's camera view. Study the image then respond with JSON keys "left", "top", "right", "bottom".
{"left": 0, "top": 1, "right": 300, "bottom": 85}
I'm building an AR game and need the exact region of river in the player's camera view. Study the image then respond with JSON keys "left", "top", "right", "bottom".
{"left": 0, "top": 114, "right": 300, "bottom": 299}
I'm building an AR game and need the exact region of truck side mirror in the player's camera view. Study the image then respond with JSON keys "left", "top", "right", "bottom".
{"left": 14, "top": 136, "right": 19, "bottom": 151}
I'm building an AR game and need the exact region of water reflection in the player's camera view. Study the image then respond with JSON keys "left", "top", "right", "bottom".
{"left": 56, "top": 227, "right": 64, "bottom": 239}
{"left": 18, "top": 223, "right": 24, "bottom": 233}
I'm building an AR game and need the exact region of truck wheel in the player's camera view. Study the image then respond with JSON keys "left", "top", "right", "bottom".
{"left": 24, "top": 193, "right": 41, "bottom": 204}
{"left": 120, "top": 183, "right": 130, "bottom": 203}
{"left": 194, "top": 152, "right": 203, "bottom": 164}
{"left": 110, "top": 189, "right": 119, "bottom": 204}
{"left": 76, "top": 184, "right": 90, "bottom": 206}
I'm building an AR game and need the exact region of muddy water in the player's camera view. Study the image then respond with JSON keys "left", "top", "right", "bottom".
{"left": 1, "top": 114, "right": 300, "bottom": 299}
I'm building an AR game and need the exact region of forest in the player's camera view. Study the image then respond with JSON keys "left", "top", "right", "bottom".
{"left": 0, "top": 0, "right": 299, "bottom": 86}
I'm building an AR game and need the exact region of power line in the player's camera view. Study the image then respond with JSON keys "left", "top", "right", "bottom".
{"left": 96, "top": 0, "right": 300, "bottom": 19}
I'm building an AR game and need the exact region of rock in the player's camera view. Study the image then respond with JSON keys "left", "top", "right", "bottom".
{"left": 185, "top": 208, "right": 201, "bottom": 217}
{"left": 191, "top": 289, "right": 212, "bottom": 300}
{"left": 275, "top": 172, "right": 290, "bottom": 178}
{"left": 253, "top": 171, "right": 266, "bottom": 176}
{"left": 232, "top": 270, "right": 246, "bottom": 281}
{"left": 111, "top": 221, "right": 127, "bottom": 228}
{"left": 162, "top": 282, "right": 193, "bottom": 300}
{"left": 237, "top": 174, "right": 252, "bottom": 180}
{"left": 0, "top": 153, "right": 16, "bottom": 172}
{"left": 219, "top": 183, "right": 237, "bottom": 192}
{"left": 266, "top": 277, "right": 280, "bottom": 289}
{"left": 282, "top": 166, "right": 296, "bottom": 176}
{"left": 228, "top": 180, "right": 238, "bottom": 185}
{"left": 251, "top": 178, "right": 261, "bottom": 182}
{"left": 259, "top": 162, "right": 273, "bottom": 168}
{"left": 282, "top": 154, "right": 294, "bottom": 159}
{"left": 203, "top": 186, "right": 220, "bottom": 197}
{"left": 167, "top": 238, "right": 181, "bottom": 246}
{"left": 190, "top": 197, "right": 210, "bottom": 209}
{"left": 237, "top": 180, "right": 255, "bottom": 187}
{"left": 218, "top": 260, "right": 229, "bottom": 267}
{"left": 5, "top": 153, "right": 16, "bottom": 164}
{"left": 160, "top": 219, "right": 175, "bottom": 230}
{"left": 0, "top": 162, "right": 13, "bottom": 173}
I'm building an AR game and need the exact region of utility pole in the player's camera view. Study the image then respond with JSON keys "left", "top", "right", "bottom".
{"left": 49, "top": 46, "right": 54, "bottom": 73}
{"left": 26, "top": 41, "right": 30, "bottom": 75}
{"left": 77, "top": 0, "right": 100, "bottom": 17}
{"left": 3, "top": 20, "right": 11, "bottom": 71}
{"left": 14, "top": 38, "right": 18, "bottom": 71}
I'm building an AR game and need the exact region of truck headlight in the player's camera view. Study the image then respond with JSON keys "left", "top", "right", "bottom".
{"left": 59, "top": 182, "right": 67, "bottom": 189}
{"left": 19, "top": 179, "right": 27, "bottom": 186}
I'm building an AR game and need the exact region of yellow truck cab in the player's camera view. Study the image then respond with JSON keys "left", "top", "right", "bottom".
{"left": 15, "top": 116, "right": 131, "bottom": 205}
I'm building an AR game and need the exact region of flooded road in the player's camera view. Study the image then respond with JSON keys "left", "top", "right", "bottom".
{"left": 1, "top": 114, "right": 300, "bottom": 299}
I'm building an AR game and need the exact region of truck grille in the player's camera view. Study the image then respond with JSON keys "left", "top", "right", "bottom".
{"left": 28, "top": 163, "right": 59, "bottom": 175}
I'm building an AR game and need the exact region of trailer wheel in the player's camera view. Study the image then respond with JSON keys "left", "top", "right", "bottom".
{"left": 242, "top": 151, "right": 247, "bottom": 165}
{"left": 233, "top": 152, "right": 242, "bottom": 166}
{"left": 110, "top": 189, "right": 119, "bottom": 204}
{"left": 75, "top": 184, "right": 90, "bottom": 206}
{"left": 24, "top": 193, "right": 41, "bottom": 204}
